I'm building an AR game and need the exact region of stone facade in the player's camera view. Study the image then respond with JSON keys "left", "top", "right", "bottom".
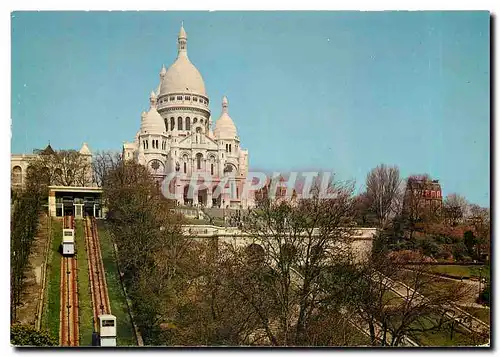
{"left": 11, "top": 143, "right": 93, "bottom": 188}
{"left": 123, "top": 24, "right": 251, "bottom": 209}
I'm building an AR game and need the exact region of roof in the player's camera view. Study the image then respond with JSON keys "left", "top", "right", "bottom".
{"left": 214, "top": 96, "right": 237, "bottom": 139}
{"left": 40, "top": 144, "right": 55, "bottom": 155}
{"left": 79, "top": 142, "right": 92, "bottom": 156}
{"left": 141, "top": 92, "right": 166, "bottom": 134}
{"left": 159, "top": 25, "right": 206, "bottom": 96}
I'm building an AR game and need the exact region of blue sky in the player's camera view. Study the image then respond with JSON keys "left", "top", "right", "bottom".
{"left": 11, "top": 11, "right": 490, "bottom": 206}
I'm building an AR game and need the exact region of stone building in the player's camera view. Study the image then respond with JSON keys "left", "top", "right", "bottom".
{"left": 402, "top": 175, "right": 443, "bottom": 217}
{"left": 123, "top": 24, "right": 251, "bottom": 209}
{"left": 11, "top": 143, "right": 93, "bottom": 188}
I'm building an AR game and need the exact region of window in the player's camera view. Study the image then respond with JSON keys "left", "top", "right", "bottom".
{"left": 184, "top": 162, "right": 187, "bottom": 173}
{"left": 229, "top": 144, "right": 232, "bottom": 153}
{"left": 178, "top": 117, "right": 183, "bottom": 130}
{"left": 211, "top": 163, "right": 214, "bottom": 175}
{"left": 193, "top": 97, "right": 198, "bottom": 102}
{"left": 102, "top": 320, "right": 115, "bottom": 327}
{"left": 196, "top": 153, "right": 203, "bottom": 170}
{"left": 193, "top": 118, "right": 198, "bottom": 124}
{"left": 200, "top": 119, "right": 204, "bottom": 124}
{"left": 186, "top": 117, "right": 191, "bottom": 130}
{"left": 185, "top": 96, "right": 190, "bottom": 100}
{"left": 11, "top": 166, "right": 22, "bottom": 185}
{"left": 226, "top": 144, "right": 228, "bottom": 152}
{"left": 170, "top": 96, "right": 175, "bottom": 101}
{"left": 170, "top": 117, "right": 175, "bottom": 131}
{"left": 177, "top": 96, "right": 182, "bottom": 100}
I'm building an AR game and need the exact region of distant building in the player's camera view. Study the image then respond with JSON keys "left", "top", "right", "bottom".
{"left": 402, "top": 176, "right": 443, "bottom": 217}
{"left": 11, "top": 143, "right": 93, "bottom": 188}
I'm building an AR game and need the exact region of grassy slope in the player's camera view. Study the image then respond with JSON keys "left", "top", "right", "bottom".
{"left": 41, "top": 218, "right": 62, "bottom": 341}
{"left": 97, "top": 222, "right": 137, "bottom": 346}
{"left": 462, "top": 306, "right": 490, "bottom": 325}
{"left": 429, "top": 265, "right": 490, "bottom": 281}
{"left": 75, "top": 220, "right": 93, "bottom": 346}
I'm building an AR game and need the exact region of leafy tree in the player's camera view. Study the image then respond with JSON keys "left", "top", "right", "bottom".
{"left": 463, "top": 230, "right": 478, "bottom": 260}
{"left": 11, "top": 325, "right": 57, "bottom": 346}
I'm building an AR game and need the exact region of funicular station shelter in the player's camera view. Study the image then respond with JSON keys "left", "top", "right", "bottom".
{"left": 48, "top": 185, "right": 104, "bottom": 219}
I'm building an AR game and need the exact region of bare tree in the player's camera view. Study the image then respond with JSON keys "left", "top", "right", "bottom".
{"left": 467, "top": 204, "right": 490, "bottom": 261}
{"left": 366, "top": 164, "right": 402, "bottom": 229}
{"left": 336, "top": 252, "right": 476, "bottom": 346}
{"left": 443, "top": 193, "right": 468, "bottom": 226}
{"left": 28, "top": 149, "right": 92, "bottom": 187}
{"left": 92, "top": 150, "right": 122, "bottom": 187}
{"left": 216, "top": 181, "right": 359, "bottom": 345}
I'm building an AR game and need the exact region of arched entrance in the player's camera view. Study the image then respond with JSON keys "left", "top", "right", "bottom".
{"left": 198, "top": 188, "right": 208, "bottom": 207}
{"left": 183, "top": 185, "right": 193, "bottom": 206}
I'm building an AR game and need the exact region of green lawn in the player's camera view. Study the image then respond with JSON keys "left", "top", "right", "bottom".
{"left": 97, "top": 222, "right": 137, "bottom": 346}
{"left": 41, "top": 218, "right": 62, "bottom": 342}
{"left": 413, "top": 323, "right": 486, "bottom": 346}
{"left": 429, "top": 265, "right": 490, "bottom": 281}
{"left": 380, "top": 284, "right": 487, "bottom": 346}
{"left": 75, "top": 220, "right": 93, "bottom": 346}
{"left": 462, "top": 306, "right": 490, "bottom": 325}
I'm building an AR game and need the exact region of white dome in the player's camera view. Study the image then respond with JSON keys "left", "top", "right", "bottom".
{"left": 160, "top": 56, "right": 206, "bottom": 96}
{"left": 159, "top": 25, "right": 206, "bottom": 97}
{"left": 141, "top": 92, "right": 166, "bottom": 134}
{"left": 214, "top": 96, "right": 237, "bottom": 139}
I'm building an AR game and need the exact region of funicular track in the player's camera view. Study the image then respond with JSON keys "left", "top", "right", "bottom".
{"left": 59, "top": 216, "right": 79, "bottom": 347}
{"left": 84, "top": 217, "right": 111, "bottom": 332}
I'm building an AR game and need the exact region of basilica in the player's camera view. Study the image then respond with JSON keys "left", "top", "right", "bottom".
{"left": 123, "top": 24, "right": 251, "bottom": 209}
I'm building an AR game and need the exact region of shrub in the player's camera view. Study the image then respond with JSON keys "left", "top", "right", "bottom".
{"left": 10, "top": 325, "right": 57, "bottom": 346}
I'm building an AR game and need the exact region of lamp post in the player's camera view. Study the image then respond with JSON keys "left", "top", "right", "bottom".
{"left": 478, "top": 266, "right": 483, "bottom": 298}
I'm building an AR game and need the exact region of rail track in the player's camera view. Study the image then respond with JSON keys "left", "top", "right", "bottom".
{"left": 59, "top": 216, "right": 79, "bottom": 347}
{"left": 85, "top": 217, "right": 111, "bottom": 332}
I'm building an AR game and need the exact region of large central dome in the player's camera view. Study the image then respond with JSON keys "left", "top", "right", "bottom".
{"left": 159, "top": 24, "right": 207, "bottom": 97}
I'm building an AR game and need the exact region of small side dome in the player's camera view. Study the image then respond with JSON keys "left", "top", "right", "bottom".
{"left": 140, "top": 91, "right": 166, "bottom": 134}
{"left": 214, "top": 96, "right": 237, "bottom": 139}
{"left": 79, "top": 142, "right": 92, "bottom": 156}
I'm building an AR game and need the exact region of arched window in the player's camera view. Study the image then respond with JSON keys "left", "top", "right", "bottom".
{"left": 229, "top": 144, "right": 232, "bottom": 153}
{"left": 196, "top": 153, "right": 203, "bottom": 170}
{"left": 193, "top": 118, "right": 198, "bottom": 124}
{"left": 11, "top": 166, "right": 22, "bottom": 185}
{"left": 184, "top": 162, "right": 187, "bottom": 174}
{"left": 200, "top": 119, "right": 204, "bottom": 124}
{"left": 178, "top": 117, "right": 183, "bottom": 130}
{"left": 211, "top": 163, "right": 214, "bottom": 176}
{"left": 170, "top": 117, "right": 175, "bottom": 131}
{"left": 164, "top": 119, "right": 168, "bottom": 131}
{"left": 186, "top": 117, "right": 191, "bottom": 131}
{"left": 246, "top": 244, "right": 265, "bottom": 265}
